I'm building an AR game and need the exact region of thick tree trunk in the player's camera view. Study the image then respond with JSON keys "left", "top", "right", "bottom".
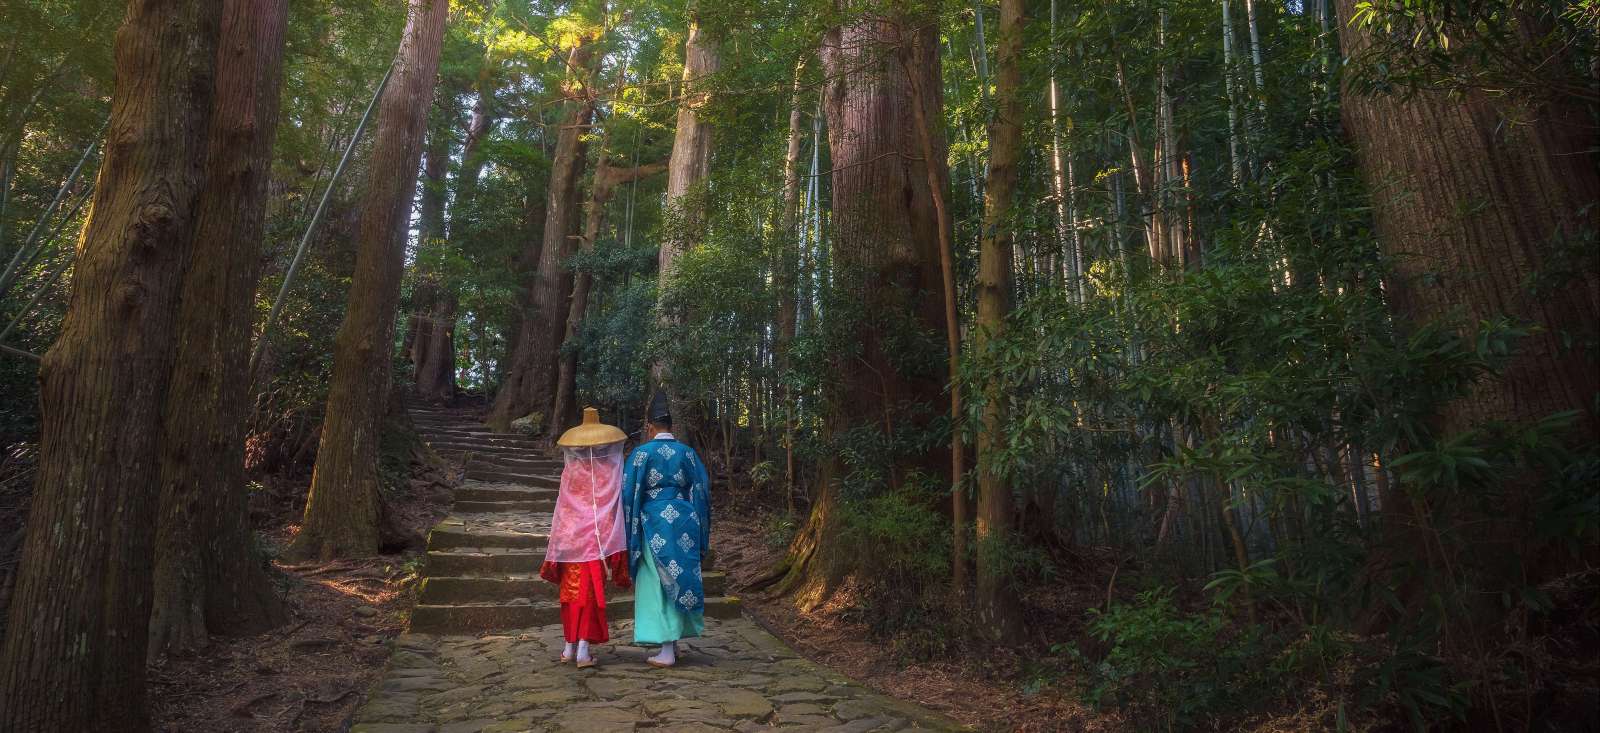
{"left": 286, "top": 0, "right": 448, "bottom": 561}
{"left": 414, "top": 59, "right": 499, "bottom": 404}
{"left": 656, "top": 15, "right": 719, "bottom": 284}
{"left": 501, "top": 166, "right": 550, "bottom": 382}
{"left": 0, "top": 0, "right": 223, "bottom": 729}
{"left": 652, "top": 14, "right": 720, "bottom": 431}
{"left": 1334, "top": 1, "right": 1600, "bottom": 439}
{"left": 488, "top": 42, "right": 597, "bottom": 433}
{"left": 147, "top": 0, "right": 290, "bottom": 661}
{"left": 415, "top": 291, "right": 457, "bottom": 403}
{"left": 548, "top": 156, "right": 667, "bottom": 439}
{"left": 974, "top": 0, "right": 1024, "bottom": 640}
{"left": 774, "top": 12, "right": 951, "bottom": 600}
{"left": 1334, "top": 0, "right": 1600, "bottom": 616}
{"left": 408, "top": 130, "right": 449, "bottom": 401}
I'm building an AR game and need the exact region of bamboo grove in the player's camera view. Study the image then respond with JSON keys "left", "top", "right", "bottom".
{"left": 0, "top": 0, "right": 1595, "bottom": 729}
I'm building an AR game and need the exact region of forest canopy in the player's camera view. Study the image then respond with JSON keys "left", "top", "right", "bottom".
{"left": 0, "top": 0, "right": 1595, "bottom": 729}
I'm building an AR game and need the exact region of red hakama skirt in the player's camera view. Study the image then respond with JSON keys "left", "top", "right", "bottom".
{"left": 540, "top": 552, "right": 631, "bottom": 644}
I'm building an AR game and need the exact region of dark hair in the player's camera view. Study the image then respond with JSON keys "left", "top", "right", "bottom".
{"left": 648, "top": 415, "right": 673, "bottom": 429}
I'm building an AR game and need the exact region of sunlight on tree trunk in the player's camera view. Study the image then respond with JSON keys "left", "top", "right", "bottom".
{"left": 765, "top": 9, "right": 952, "bottom": 607}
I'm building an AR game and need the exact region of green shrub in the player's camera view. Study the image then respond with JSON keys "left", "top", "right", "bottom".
{"left": 1071, "top": 588, "right": 1275, "bottom": 730}
{"left": 833, "top": 490, "right": 959, "bottom": 657}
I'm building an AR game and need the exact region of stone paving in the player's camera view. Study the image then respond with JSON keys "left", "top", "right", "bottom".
{"left": 351, "top": 616, "right": 961, "bottom": 732}
{"left": 356, "top": 406, "right": 963, "bottom": 732}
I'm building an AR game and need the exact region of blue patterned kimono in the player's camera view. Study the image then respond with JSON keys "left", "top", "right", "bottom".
{"left": 623, "top": 435, "right": 711, "bottom": 619}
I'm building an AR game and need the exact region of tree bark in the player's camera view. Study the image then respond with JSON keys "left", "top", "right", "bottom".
{"left": 1334, "top": 0, "right": 1600, "bottom": 614}
{"left": 147, "top": 0, "right": 290, "bottom": 661}
{"left": 1334, "top": 0, "right": 1600, "bottom": 440}
{"left": 414, "top": 51, "right": 500, "bottom": 403}
{"left": 488, "top": 41, "right": 597, "bottom": 433}
{"left": 286, "top": 0, "right": 449, "bottom": 561}
{"left": 773, "top": 11, "right": 952, "bottom": 600}
{"left": 0, "top": 0, "right": 223, "bottom": 728}
{"left": 656, "top": 14, "right": 719, "bottom": 285}
{"left": 652, "top": 12, "right": 720, "bottom": 431}
{"left": 408, "top": 128, "right": 448, "bottom": 400}
{"left": 414, "top": 290, "right": 457, "bottom": 402}
{"left": 974, "top": 0, "right": 1024, "bottom": 640}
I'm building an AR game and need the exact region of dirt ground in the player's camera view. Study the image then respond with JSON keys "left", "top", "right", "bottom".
{"left": 148, "top": 471, "right": 455, "bottom": 732}
{"left": 711, "top": 515, "right": 1117, "bottom": 733}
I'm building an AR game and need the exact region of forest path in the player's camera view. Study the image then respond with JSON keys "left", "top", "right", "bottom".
{"left": 349, "top": 406, "right": 961, "bottom": 732}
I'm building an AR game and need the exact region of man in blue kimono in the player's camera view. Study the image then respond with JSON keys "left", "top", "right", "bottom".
{"left": 623, "top": 391, "right": 711, "bottom": 667}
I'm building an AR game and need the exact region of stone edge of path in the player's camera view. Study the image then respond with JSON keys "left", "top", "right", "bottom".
{"left": 727, "top": 617, "right": 969, "bottom": 732}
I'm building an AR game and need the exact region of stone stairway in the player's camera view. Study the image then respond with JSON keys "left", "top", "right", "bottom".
{"left": 408, "top": 405, "right": 739, "bottom": 635}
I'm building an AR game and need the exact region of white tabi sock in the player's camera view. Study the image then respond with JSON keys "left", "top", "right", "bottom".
{"left": 649, "top": 641, "right": 676, "bottom": 666}
{"left": 576, "top": 640, "right": 592, "bottom": 662}
{"left": 562, "top": 642, "right": 576, "bottom": 660}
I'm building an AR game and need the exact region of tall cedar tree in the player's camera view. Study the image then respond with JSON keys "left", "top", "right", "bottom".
{"left": 1333, "top": 0, "right": 1600, "bottom": 611}
{"left": 408, "top": 128, "right": 452, "bottom": 402}
{"left": 767, "top": 11, "right": 951, "bottom": 600}
{"left": 651, "top": 12, "right": 719, "bottom": 431}
{"left": 488, "top": 40, "right": 598, "bottom": 432}
{"left": 0, "top": 0, "right": 223, "bottom": 728}
{"left": 974, "top": 0, "right": 1024, "bottom": 639}
{"left": 412, "top": 51, "right": 498, "bottom": 402}
{"left": 549, "top": 154, "right": 668, "bottom": 438}
{"left": 288, "top": 0, "right": 450, "bottom": 561}
{"left": 148, "top": 0, "right": 291, "bottom": 658}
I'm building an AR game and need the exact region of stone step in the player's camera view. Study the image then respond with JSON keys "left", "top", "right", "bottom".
{"left": 464, "top": 468, "right": 559, "bottom": 487}
{"left": 419, "top": 431, "right": 537, "bottom": 447}
{"left": 408, "top": 415, "right": 484, "bottom": 426}
{"left": 411, "top": 421, "right": 497, "bottom": 434}
{"left": 451, "top": 499, "right": 555, "bottom": 513}
{"left": 408, "top": 595, "right": 743, "bottom": 635}
{"left": 454, "top": 485, "right": 557, "bottom": 503}
{"left": 465, "top": 455, "right": 563, "bottom": 472}
{"left": 418, "top": 430, "right": 542, "bottom": 447}
{"left": 427, "top": 527, "right": 549, "bottom": 551}
{"left": 417, "top": 571, "right": 729, "bottom": 605}
{"left": 412, "top": 423, "right": 499, "bottom": 435}
{"left": 425, "top": 549, "right": 545, "bottom": 576}
{"left": 407, "top": 410, "right": 465, "bottom": 419}
{"left": 419, "top": 435, "right": 545, "bottom": 451}
{"left": 425, "top": 441, "right": 547, "bottom": 456}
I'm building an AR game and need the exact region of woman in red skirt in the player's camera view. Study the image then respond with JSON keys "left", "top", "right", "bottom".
{"left": 539, "top": 408, "right": 631, "bottom": 668}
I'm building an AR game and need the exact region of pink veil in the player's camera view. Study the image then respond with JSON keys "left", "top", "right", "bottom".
{"left": 543, "top": 442, "right": 628, "bottom": 563}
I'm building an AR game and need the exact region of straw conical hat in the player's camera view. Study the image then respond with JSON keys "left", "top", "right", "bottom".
{"left": 556, "top": 407, "right": 627, "bottom": 447}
